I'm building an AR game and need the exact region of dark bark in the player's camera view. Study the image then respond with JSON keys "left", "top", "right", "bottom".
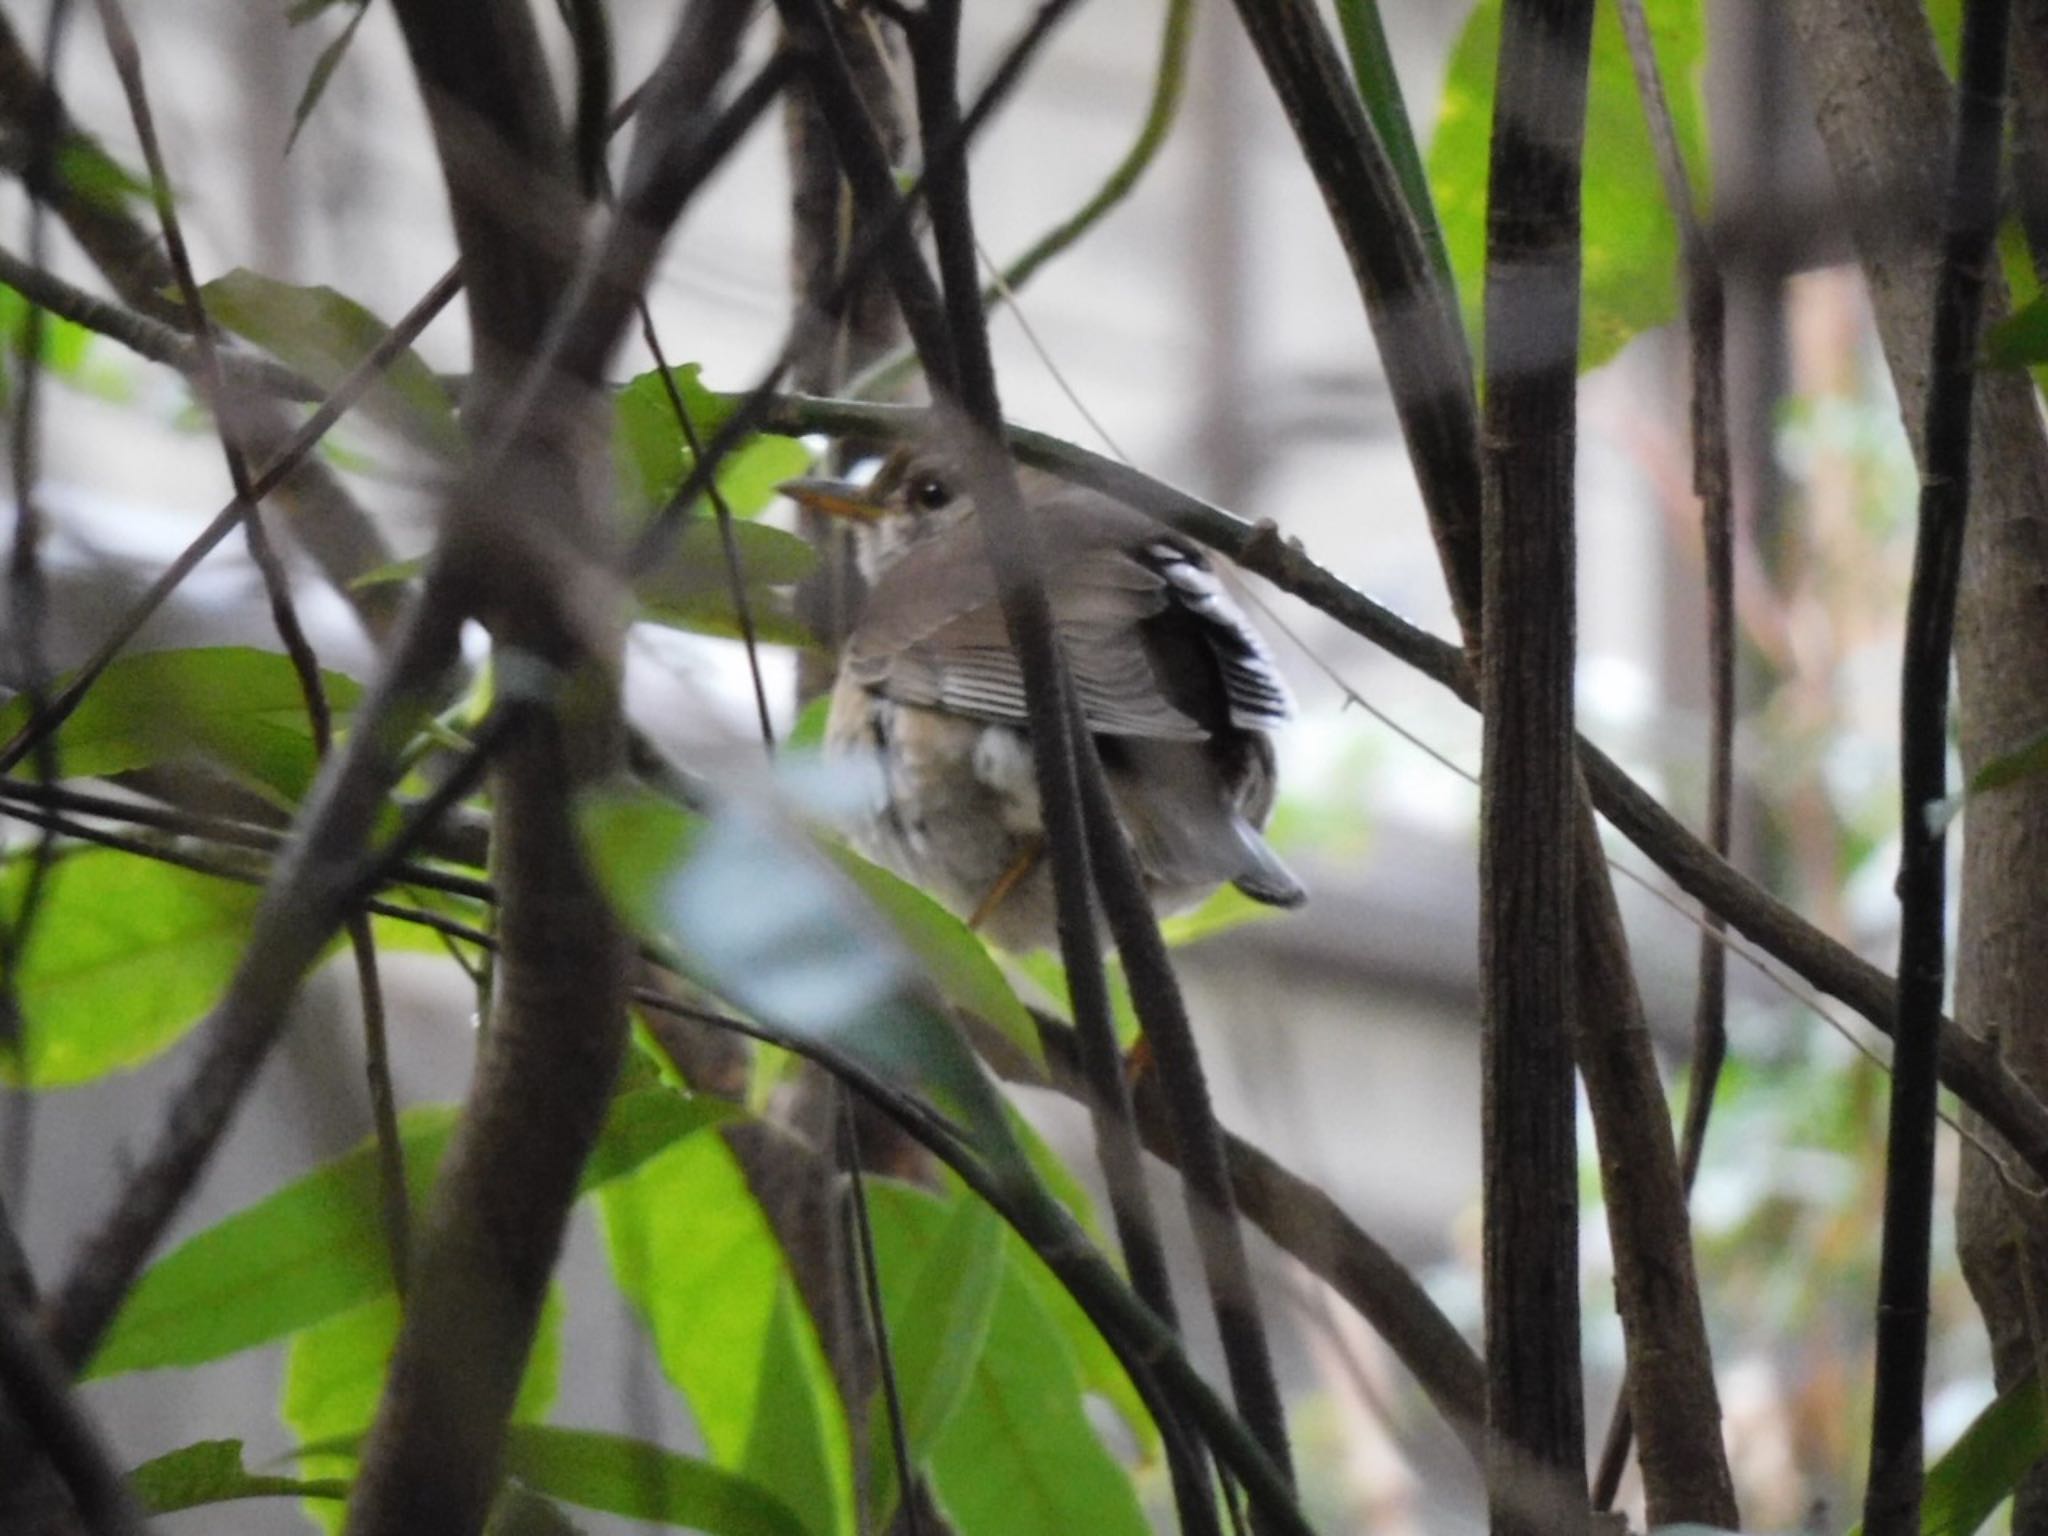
{"left": 786, "top": 4, "right": 907, "bottom": 700}
{"left": 1858, "top": 2, "right": 2012, "bottom": 1533}
{"left": 1477, "top": 4, "right": 1594, "bottom": 1531}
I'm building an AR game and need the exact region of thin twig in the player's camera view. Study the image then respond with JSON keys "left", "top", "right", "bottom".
{"left": 1591, "top": 0, "right": 1738, "bottom": 1506}
{"left": 91, "top": 0, "right": 415, "bottom": 1310}
{"left": 783, "top": 1, "right": 1230, "bottom": 1525}
{"left": 846, "top": 0, "right": 1196, "bottom": 401}
{"left": 1865, "top": 3, "right": 2014, "bottom": 1532}
{"left": 637, "top": 306, "right": 776, "bottom": 750}
{"left": 0, "top": 0, "right": 70, "bottom": 1196}
{"left": 0, "top": 264, "right": 462, "bottom": 778}
{"left": 43, "top": 587, "right": 469, "bottom": 1368}
{"left": 836, "top": 1094, "right": 922, "bottom": 1536}
{"left": 914, "top": 0, "right": 1298, "bottom": 1516}
{"left": 0, "top": 245, "right": 319, "bottom": 399}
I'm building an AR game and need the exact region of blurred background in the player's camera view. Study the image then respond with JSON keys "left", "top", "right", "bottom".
{"left": 0, "top": 1, "right": 1978, "bottom": 1531}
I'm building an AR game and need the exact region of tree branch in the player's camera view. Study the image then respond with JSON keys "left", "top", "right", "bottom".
{"left": 1591, "top": 0, "right": 1740, "bottom": 1504}
{"left": 1476, "top": 3, "right": 1593, "bottom": 1528}
{"left": 1865, "top": 3, "right": 2013, "bottom": 1532}
{"left": 342, "top": 3, "right": 757, "bottom": 1532}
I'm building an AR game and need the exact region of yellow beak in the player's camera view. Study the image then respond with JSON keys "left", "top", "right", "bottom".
{"left": 779, "top": 476, "right": 882, "bottom": 523}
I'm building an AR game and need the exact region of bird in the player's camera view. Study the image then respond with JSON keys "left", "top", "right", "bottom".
{"left": 782, "top": 446, "right": 1304, "bottom": 954}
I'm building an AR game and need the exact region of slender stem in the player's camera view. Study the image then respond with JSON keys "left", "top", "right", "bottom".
{"left": 1865, "top": 3, "right": 2013, "bottom": 1533}
{"left": 1591, "top": 0, "right": 1737, "bottom": 1505}
{"left": 836, "top": 1096, "right": 922, "bottom": 1535}
{"left": 845, "top": 0, "right": 1196, "bottom": 401}
{"left": 0, "top": 244, "right": 320, "bottom": 399}
{"left": 637, "top": 306, "right": 776, "bottom": 750}
{"left": 0, "top": 0, "right": 70, "bottom": 1179}
{"left": 1330, "top": 0, "right": 1450, "bottom": 287}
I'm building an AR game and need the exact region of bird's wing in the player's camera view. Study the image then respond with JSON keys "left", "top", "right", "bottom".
{"left": 848, "top": 502, "right": 1292, "bottom": 740}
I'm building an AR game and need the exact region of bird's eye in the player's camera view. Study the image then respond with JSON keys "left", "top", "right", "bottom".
{"left": 910, "top": 476, "right": 949, "bottom": 511}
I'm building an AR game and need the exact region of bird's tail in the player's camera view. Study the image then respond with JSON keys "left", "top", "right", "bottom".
{"left": 1231, "top": 822, "right": 1307, "bottom": 909}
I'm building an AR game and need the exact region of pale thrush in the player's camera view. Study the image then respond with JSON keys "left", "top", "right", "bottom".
{"left": 784, "top": 448, "right": 1304, "bottom": 953}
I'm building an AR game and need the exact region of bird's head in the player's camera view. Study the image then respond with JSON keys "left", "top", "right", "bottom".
{"left": 780, "top": 447, "right": 971, "bottom": 581}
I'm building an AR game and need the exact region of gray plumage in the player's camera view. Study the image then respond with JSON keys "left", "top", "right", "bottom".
{"left": 812, "top": 451, "right": 1304, "bottom": 952}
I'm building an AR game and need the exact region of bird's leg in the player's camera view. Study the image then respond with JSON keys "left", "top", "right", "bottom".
{"left": 967, "top": 836, "right": 1043, "bottom": 932}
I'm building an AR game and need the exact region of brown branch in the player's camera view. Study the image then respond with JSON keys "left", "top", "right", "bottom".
{"left": 342, "top": 3, "right": 757, "bottom": 1533}
{"left": 0, "top": 243, "right": 320, "bottom": 400}
{"left": 1007, "top": 1011, "right": 1488, "bottom": 1464}
{"left": 1476, "top": 3, "right": 1594, "bottom": 1528}
{"left": 1592, "top": 0, "right": 1740, "bottom": 1506}
{"left": 1866, "top": 2, "right": 2012, "bottom": 1530}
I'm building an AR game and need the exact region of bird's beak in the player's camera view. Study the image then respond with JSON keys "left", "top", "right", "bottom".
{"left": 780, "top": 476, "right": 881, "bottom": 523}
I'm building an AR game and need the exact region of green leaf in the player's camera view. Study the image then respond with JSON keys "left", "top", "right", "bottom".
{"left": 635, "top": 521, "right": 818, "bottom": 646}
{"left": 91, "top": 1106, "right": 457, "bottom": 1377}
{"left": 597, "top": 1130, "right": 853, "bottom": 1536}
{"left": 91, "top": 1086, "right": 725, "bottom": 1376}
{"left": 280, "top": 1289, "right": 565, "bottom": 1534}
{"left": 53, "top": 139, "right": 151, "bottom": 215}
{"left": 1985, "top": 296, "right": 2048, "bottom": 369}
{"left": 1899, "top": 1374, "right": 2045, "bottom": 1536}
{"left": 503, "top": 1426, "right": 810, "bottom": 1536}
{"left": 741, "top": 1286, "right": 848, "bottom": 1536}
{"left": 286, "top": 2, "right": 371, "bottom": 153}
{"left": 0, "top": 284, "right": 97, "bottom": 380}
{"left": 1334, "top": 0, "right": 1449, "bottom": 285}
{"left": 200, "top": 268, "right": 462, "bottom": 458}
{"left": 487, "top": 1485, "right": 590, "bottom": 1536}
{"left": 579, "top": 788, "right": 1022, "bottom": 1168}
{"left": 612, "top": 364, "right": 811, "bottom": 521}
{"left": 830, "top": 846, "right": 1044, "bottom": 1071}
{"left": 868, "top": 1184, "right": 1149, "bottom": 1536}
{"left": 0, "top": 851, "right": 260, "bottom": 1089}
{"left": 1926, "top": 726, "right": 2048, "bottom": 834}
{"left": 991, "top": 1117, "right": 1156, "bottom": 1455}
{"left": 349, "top": 555, "right": 426, "bottom": 591}
{"left": 0, "top": 645, "right": 363, "bottom": 804}
{"left": 866, "top": 1193, "right": 1006, "bottom": 1524}
{"left": 1158, "top": 881, "right": 1285, "bottom": 948}
{"left": 784, "top": 694, "right": 832, "bottom": 754}
{"left": 486, "top": 1485, "right": 592, "bottom": 1536}
{"left": 128, "top": 1438, "right": 348, "bottom": 1514}
{"left": 1428, "top": 0, "right": 1708, "bottom": 372}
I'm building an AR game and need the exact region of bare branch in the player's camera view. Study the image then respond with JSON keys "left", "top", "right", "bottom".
{"left": 1865, "top": 3, "right": 2013, "bottom": 1532}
